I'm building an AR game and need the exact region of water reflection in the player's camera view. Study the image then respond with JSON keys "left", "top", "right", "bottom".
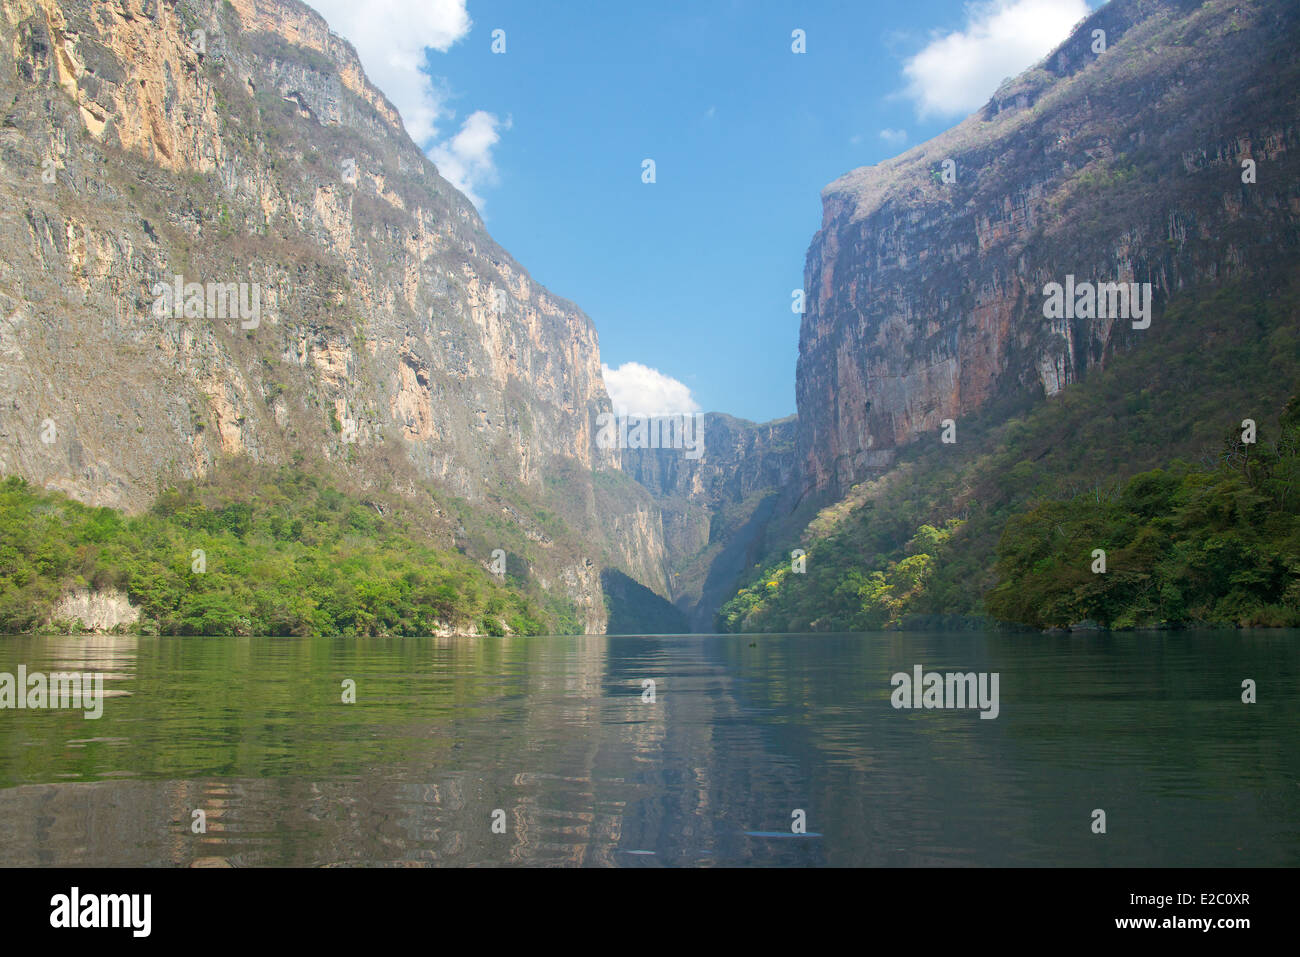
{"left": 0, "top": 632, "right": 1296, "bottom": 866}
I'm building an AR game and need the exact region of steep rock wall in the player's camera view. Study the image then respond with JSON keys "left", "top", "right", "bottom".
{"left": 797, "top": 0, "right": 1300, "bottom": 498}
{"left": 0, "top": 0, "right": 673, "bottom": 631}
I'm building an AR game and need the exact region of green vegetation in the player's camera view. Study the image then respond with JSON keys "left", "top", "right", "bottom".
{"left": 720, "top": 519, "right": 967, "bottom": 632}
{"left": 0, "top": 466, "right": 565, "bottom": 637}
{"left": 1071, "top": 161, "right": 1138, "bottom": 194}
{"left": 987, "top": 399, "right": 1300, "bottom": 628}
{"left": 719, "top": 275, "right": 1300, "bottom": 632}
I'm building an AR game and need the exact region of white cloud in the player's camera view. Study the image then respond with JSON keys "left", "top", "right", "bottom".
{"left": 902, "top": 0, "right": 1089, "bottom": 118}
{"left": 302, "top": 0, "right": 471, "bottom": 143}
{"left": 430, "top": 111, "right": 511, "bottom": 210}
{"left": 601, "top": 362, "right": 702, "bottom": 417}
{"left": 879, "top": 128, "right": 908, "bottom": 146}
{"left": 303, "top": 1, "right": 510, "bottom": 211}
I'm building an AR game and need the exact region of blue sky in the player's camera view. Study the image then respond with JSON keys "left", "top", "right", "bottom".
{"left": 304, "top": 0, "right": 1100, "bottom": 423}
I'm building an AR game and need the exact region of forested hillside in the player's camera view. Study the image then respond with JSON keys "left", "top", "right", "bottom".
{"left": 0, "top": 464, "right": 576, "bottom": 636}
{"left": 720, "top": 276, "right": 1300, "bottom": 632}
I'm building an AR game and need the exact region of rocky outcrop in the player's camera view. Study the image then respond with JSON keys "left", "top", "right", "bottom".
{"left": 0, "top": 0, "right": 673, "bottom": 631}
{"left": 48, "top": 587, "right": 140, "bottom": 632}
{"left": 797, "top": 0, "right": 1300, "bottom": 499}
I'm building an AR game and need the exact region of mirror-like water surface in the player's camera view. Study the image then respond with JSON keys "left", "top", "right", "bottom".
{"left": 0, "top": 632, "right": 1296, "bottom": 866}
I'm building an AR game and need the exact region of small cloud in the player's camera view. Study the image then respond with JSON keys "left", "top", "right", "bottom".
{"left": 879, "top": 128, "right": 908, "bottom": 146}
{"left": 302, "top": 0, "right": 471, "bottom": 143}
{"left": 902, "top": 0, "right": 1089, "bottom": 118}
{"left": 304, "top": 1, "right": 512, "bottom": 209}
{"left": 430, "top": 111, "right": 512, "bottom": 210}
{"left": 601, "top": 362, "right": 702, "bottom": 417}
{"left": 705, "top": 105, "right": 717, "bottom": 119}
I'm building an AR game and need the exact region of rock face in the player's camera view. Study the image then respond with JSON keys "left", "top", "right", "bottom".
{"left": 48, "top": 587, "right": 140, "bottom": 632}
{"left": 797, "top": 0, "right": 1300, "bottom": 499}
{"left": 0, "top": 0, "right": 671, "bottom": 632}
{"left": 619, "top": 414, "right": 798, "bottom": 629}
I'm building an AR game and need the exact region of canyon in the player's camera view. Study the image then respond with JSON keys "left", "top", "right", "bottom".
{"left": 1, "top": 0, "right": 1296, "bottom": 634}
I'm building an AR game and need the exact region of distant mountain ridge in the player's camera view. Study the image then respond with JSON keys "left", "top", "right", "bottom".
{"left": 618, "top": 413, "right": 797, "bottom": 629}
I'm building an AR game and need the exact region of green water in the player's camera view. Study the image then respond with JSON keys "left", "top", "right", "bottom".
{"left": 0, "top": 631, "right": 1295, "bottom": 866}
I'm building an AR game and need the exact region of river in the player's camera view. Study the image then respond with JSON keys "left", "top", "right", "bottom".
{"left": 0, "top": 631, "right": 1295, "bottom": 866}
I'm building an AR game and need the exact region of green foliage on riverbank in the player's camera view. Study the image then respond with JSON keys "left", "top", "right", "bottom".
{"left": 719, "top": 276, "right": 1300, "bottom": 632}
{"left": 0, "top": 467, "right": 563, "bottom": 636}
{"left": 987, "top": 399, "right": 1300, "bottom": 628}
{"left": 718, "top": 519, "right": 968, "bottom": 632}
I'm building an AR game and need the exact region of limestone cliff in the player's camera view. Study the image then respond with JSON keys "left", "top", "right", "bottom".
{"left": 0, "top": 0, "right": 672, "bottom": 631}
{"left": 797, "top": 0, "right": 1300, "bottom": 499}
